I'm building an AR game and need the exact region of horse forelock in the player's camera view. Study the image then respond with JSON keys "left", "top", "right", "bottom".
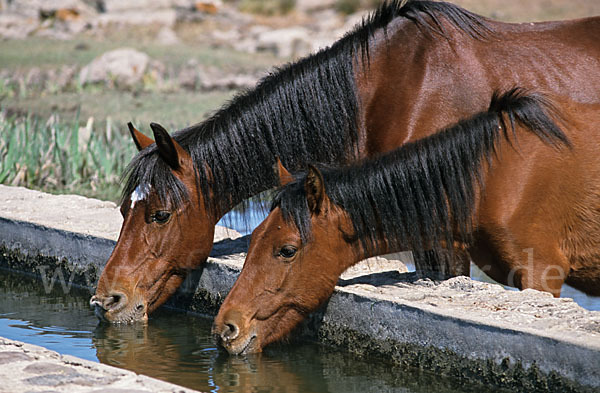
{"left": 273, "top": 89, "right": 568, "bottom": 274}
{"left": 120, "top": 147, "right": 189, "bottom": 209}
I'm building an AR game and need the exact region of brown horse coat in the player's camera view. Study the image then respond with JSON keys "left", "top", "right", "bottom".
{"left": 92, "top": 1, "right": 600, "bottom": 322}
{"left": 213, "top": 94, "right": 600, "bottom": 355}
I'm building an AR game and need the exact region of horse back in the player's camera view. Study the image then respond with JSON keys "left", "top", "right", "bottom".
{"left": 358, "top": 15, "right": 600, "bottom": 155}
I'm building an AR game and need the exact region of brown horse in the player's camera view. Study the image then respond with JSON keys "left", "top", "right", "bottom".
{"left": 91, "top": 0, "right": 600, "bottom": 322}
{"left": 213, "top": 91, "right": 600, "bottom": 355}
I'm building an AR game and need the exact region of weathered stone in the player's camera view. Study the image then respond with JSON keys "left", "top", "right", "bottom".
{"left": 24, "top": 363, "right": 76, "bottom": 375}
{"left": 5, "top": 0, "right": 97, "bottom": 19}
{"left": 87, "top": 389, "right": 153, "bottom": 393}
{"left": 0, "top": 14, "right": 37, "bottom": 39}
{"left": 178, "top": 61, "right": 199, "bottom": 90}
{"left": 0, "top": 337, "right": 199, "bottom": 392}
{"left": 79, "top": 48, "right": 149, "bottom": 88}
{"left": 341, "top": 254, "right": 408, "bottom": 280}
{"left": 99, "top": 0, "right": 173, "bottom": 13}
{"left": 156, "top": 26, "right": 180, "bottom": 45}
{"left": 94, "top": 10, "right": 177, "bottom": 27}
{"left": 23, "top": 372, "right": 96, "bottom": 387}
{"left": 197, "top": 69, "right": 258, "bottom": 91}
{"left": 0, "top": 351, "right": 31, "bottom": 364}
{"left": 255, "top": 27, "right": 312, "bottom": 58}
{"left": 210, "top": 28, "right": 241, "bottom": 44}
{"left": 296, "top": 0, "right": 337, "bottom": 12}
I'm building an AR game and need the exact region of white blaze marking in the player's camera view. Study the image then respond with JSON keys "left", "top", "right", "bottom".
{"left": 131, "top": 184, "right": 150, "bottom": 208}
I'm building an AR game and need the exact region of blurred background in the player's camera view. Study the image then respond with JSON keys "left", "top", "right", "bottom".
{"left": 1, "top": 0, "right": 600, "bottom": 202}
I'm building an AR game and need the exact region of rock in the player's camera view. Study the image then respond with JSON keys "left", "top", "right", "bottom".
{"left": 0, "top": 14, "right": 37, "bottom": 40}
{"left": 94, "top": 9, "right": 177, "bottom": 27}
{"left": 99, "top": 0, "right": 174, "bottom": 13}
{"left": 79, "top": 48, "right": 150, "bottom": 88}
{"left": 210, "top": 29, "right": 242, "bottom": 45}
{"left": 200, "top": 73, "right": 258, "bottom": 91}
{"left": 194, "top": 1, "right": 222, "bottom": 14}
{"left": 35, "top": 28, "right": 74, "bottom": 40}
{"left": 341, "top": 255, "right": 409, "bottom": 280}
{"left": 255, "top": 27, "right": 312, "bottom": 58}
{"left": 296, "top": 0, "right": 337, "bottom": 13}
{"left": 156, "top": 26, "right": 180, "bottom": 45}
{"left": 5, "top": 0, "right": 97, "bottom": 18}
{"left": 177, "top": 61, "right": 258, "bottom": 91}
{"left": 0, "top": 337, "right": 200, "bottom": 392}
{"left": 311, "top": 9, "right": 345, "bottom": 32}
{"left": 55, "top": 65, "right": 78, "bottom": 90}
{"left": 177, "top": 60, "right": 199, "bottom": 90}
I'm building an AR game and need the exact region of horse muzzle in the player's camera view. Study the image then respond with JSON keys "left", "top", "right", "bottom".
{"left": 90, "top": 292, "right": 148, "bottom": 323}
{"left": 212, "top": 314, "right": 261, "bottom": 355}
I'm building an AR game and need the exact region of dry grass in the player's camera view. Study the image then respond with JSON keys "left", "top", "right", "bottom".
{"left": 449, "top": 0, "right": 600, "bottom": 22}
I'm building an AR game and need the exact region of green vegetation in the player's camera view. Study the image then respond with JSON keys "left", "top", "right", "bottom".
{"left": 0, "top": 33, "right": 280, "bottom": 202}
{"left": 6, "top": 90, "right": 235, "bottom": 129}
{"left": 236, "top": 0, "right": 296, "bottom": 15}
{"left": 335, "top": 0, "right": 384, "bottom": 15}
{"left": 0, "top": 112, "right": 136, "bottom": 202}
{"left": 0, "top": 36, "right": 279, "bottom": 73}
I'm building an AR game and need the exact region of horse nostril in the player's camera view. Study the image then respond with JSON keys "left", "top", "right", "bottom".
{"left": 135, "top": 304, "right": 144, "bottom": 312}
{"left": 91, "top": 292, "right": 127, "bottom": 312}
{"left": 90, "top": 295, "right": 102, "bottom": 308}
{"left": 221, "top": 321, "right": 239, "bottom": 342}
{"left": 104, "top": 295, "right": 120, "bottom": 310}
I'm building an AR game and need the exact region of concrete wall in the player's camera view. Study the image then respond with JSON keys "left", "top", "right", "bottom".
{"left": 1, "top": 185, "right": 599, "bottom": 392}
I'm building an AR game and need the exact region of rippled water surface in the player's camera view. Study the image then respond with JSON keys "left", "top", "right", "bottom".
{"left": 0, "top": 269, "right": 507, "bottom": 393}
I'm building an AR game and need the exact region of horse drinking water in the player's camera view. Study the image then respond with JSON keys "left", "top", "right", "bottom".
{"left": 213, "top": 90, "right": 600, "bottom": 355}
{"left": 91, "top": 0, "right": 600, "bottom": 322}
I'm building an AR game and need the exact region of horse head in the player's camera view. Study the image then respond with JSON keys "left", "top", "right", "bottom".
{"left": 212, "top": 164, "right": 357, "bottom": 354}
{"left": 90, "top": 123, "right": 216, "bottom": 323}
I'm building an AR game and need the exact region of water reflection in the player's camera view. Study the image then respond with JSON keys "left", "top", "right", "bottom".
{"left": 0, "top": 268, "right": 505, "bottom": 393}
{"left": 92, "top": 310, "right": 500, "bottom": 393}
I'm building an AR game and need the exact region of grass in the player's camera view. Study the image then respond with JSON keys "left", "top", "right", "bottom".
{"left": 0, "top": 112, "right": 137, "bottom": 202}
{"left": 234, "top": 0, "right": 296, "bottom": 16}
{"left": 0, "top": 33, "right": 275, "bottom": 202}
{"left": 451, "top": 0, "right": 600, "bottom": 22}
{"left": 0, "top": 35, "right": 280, "bottom": 73}
{"left": 0, "top": 34, "right": 278, "bottom": 129}
{"left": 4, "top": 89, "right": 236, "bottom": 129}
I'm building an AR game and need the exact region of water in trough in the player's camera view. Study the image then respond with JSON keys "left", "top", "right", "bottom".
{"left": 0, "top": 268, "right": 505, "bottom": 393}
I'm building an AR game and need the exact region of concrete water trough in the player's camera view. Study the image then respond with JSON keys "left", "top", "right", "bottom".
{"left": 1, "top": 184, "right": 599, "bottom": 392}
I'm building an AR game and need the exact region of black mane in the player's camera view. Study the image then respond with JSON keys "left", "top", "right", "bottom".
{"left": 273, "top": 89, "right": 569, "bottom": 275}
{"left": 121, "top": 1, "right": 492, "bottom": 215}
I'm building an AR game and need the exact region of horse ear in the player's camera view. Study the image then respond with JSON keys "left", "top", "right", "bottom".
{"left": 274, "top": 158, "right": 294, "bottom": 186}
{"left": 128, "top": 122, "right": 154, "bottom": 151}
{"left": 150, "top": 122, "right": 180, "bottom": 170}
{"left": 304, "top": 165, "right": 327, "bottom": 215}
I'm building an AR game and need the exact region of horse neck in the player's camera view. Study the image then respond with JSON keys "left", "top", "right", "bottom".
{"left": 190, "top": 62, "right": 363, "bottom": 220}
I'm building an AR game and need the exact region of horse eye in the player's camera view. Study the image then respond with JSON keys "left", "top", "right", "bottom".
{"left": 152, "top": 210, "right": 171, "bottom": 224}
{"left": 279, "top": 246, "right": 297, "bottom": 259}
